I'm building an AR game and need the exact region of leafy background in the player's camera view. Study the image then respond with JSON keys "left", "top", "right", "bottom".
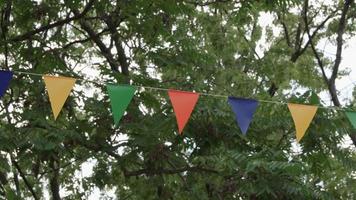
{"left": 0, "top": 0, "right": 356, "bottom": 199}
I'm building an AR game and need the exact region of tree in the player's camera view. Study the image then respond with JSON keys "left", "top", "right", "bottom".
{"left": 0, "top": 0, "right": 355, "bottom": 199}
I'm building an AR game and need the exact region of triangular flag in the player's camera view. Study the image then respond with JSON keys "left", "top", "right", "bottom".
{"left": 228, "top": 97, "right": 259, "bottom": 135}
{"left": 43, "top": 75, "right": 76, "bottom": 120}
{"left": 345, "top": 111, "right": 356, "bottom": 129}
{"left": 107, "top": 84, "right": 136, "bottom": 125}
{"left": 287, "top": 103, "right": 318, "bottom": 142}
{"left": 0, "top": 70, "right": 13, "bottom": 98}
{"left": 168, "top": 89, "right": 200, "bottom": 134}
{"left": 310, "top": 91, "right": 320, "bottom": 105}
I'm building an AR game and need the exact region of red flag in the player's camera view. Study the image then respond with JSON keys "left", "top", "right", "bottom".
{"left": 168, "top": 89, "right": 200, "bottom": 134}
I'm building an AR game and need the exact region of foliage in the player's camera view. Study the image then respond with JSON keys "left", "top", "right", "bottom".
{"left": 0, "top": 0, "right": 355, "bottom": 199}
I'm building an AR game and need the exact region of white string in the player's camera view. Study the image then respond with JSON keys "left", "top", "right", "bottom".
{"left": 11, "top": 70, "right": 352, "bottom": 111}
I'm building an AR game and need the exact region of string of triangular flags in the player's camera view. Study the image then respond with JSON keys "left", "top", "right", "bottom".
{"left": 1, "top": 70, "right": 356, "bottom": 142}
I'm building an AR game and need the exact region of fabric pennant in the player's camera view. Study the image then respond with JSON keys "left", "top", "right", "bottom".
{"left": 168, "top": 89, "right": 200, "bottom": 134}
{"left": 0, "top": 70, "right": 13, "bottom": 98}
{"left": 43, "top": 75, "right": 76, "bottom": 120}
{"left": 345, "top": 111, "right": 356, "bottom": 129}
{"left": 287, "top": 103, "right": 318, "bottom": 142}
{"left": 228, "top": 97, "right": 258, "bottom": 135}
{"left": 107, "top": 84, "right": 136, "bottom": 125}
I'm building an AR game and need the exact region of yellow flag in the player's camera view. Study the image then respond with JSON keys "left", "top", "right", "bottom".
{"left": 43, "top": 75, "right": 76, "bottom": 120}
{"left": 287, "top": 103, "right": 318, "bottom": 142}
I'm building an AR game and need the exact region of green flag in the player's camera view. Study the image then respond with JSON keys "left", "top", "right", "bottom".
{"left": 107, "top": 84, "right": 136, "bottom": 125}
{"left": 345, "top": 111, "right": 356, "bottom": 129}
{"left": 310, "top": 91, "right": 320, "bottom": 105}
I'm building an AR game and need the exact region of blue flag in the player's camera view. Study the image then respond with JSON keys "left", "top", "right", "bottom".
{"left": 228, "top": 97, "right": 259, "bottom": 135}
{"left": 0, "top": 71, "right": 13, "bottom": 98}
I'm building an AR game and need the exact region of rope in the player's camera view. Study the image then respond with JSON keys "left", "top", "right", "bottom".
{"left": 10, "top": 70, "right": 352, "bottom": 111}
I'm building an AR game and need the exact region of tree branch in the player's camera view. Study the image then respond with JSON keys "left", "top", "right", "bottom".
{"left": 49, "top": 157, "right": 61, "bottom": 200}
{"left": 0, "top": 0, "right": 11, "bottom": 70}
{"left": 303, "top": 0, "right": 329, "bottom": 85}
{"left": 277, "top": 12, "right": 292, "bottom": 47}
{"left": 9, "top": 0, "right": 96, "bottom": 42}
{"left": 72, "top": 8, "right": 120, "bottom": 71}
{"left": 305, "top": 0, "right": 356, "bottom": 146}
{"left": 12, "top": 159, "right": 39, "bottom": 200}
{"left": 184, "top": 0, "right": 232, "bottom": 6}
{"left": 290, "top": 0, "right": 336, "bottom": 62}
{"left": 105, "top": 16, "right": 130, "bottom": 77}
{"left": 330, "top": 0, "right": 353, "bottom": 85}
{"left": 124, "top": 166, "right": 219, "bottom": 177}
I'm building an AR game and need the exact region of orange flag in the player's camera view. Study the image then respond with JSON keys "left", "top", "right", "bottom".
{"left": 287, "top": 103, "right": 318, "bottom": 142}
{"left": 168, "top": 89, "right": 200, "bottom": 134}
{"left": 43, "top": 75, "right": 76, "bottom": 120}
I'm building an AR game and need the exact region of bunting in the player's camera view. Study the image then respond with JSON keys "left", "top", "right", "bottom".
{"left": 168, "top": 89, "right": 200, "bottom": 134}
{"left": 43, "top": 75, "right": 76, "bottom": 120}
{"left": 228, "top": 97, "right": 259, "bottom": 135}
{"left": 107, "top": 84, "right": 136, "bottom": 125}
{"left": 0, "top": 71, "right": 13, "bottom": 98}
{"left": 3, "top": 70, "right": 356, "bottom": 146}
{"left": 288, "top": 103, "right": 318, "bottom": 142}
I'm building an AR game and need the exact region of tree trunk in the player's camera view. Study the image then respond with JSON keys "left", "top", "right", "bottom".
{"left": 49, "top": 158, "right": 61, "bottom": 200}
